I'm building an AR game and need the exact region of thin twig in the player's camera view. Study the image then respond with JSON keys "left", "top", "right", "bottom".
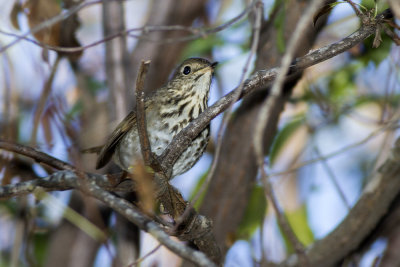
{"left": 270, "top": 122, "right": 400, "bottom": 178}
{"left": 30, "top": 56, "right": 61, "bottom": 145}
{"left": 187, "top": 0, "right": 263, "bottom": 218}
{"left": 0, "top": 0, "right": 103, "bottom": 53}
{"left": 0, "top": 139, "right": 75, "bottom": 171}
{"left": 0, "top": 7, "right": 395, "bottom": 267}
{"left": 127, "top": 244, "right": 162, "bottom": 267}
{"left": 133, "top": 60, "right": 219, "bottom": 261}
{"left": 81, "top": 178, "right": 217, "bottom": 267}
{"left": 1, "top": 11, "right": 391, "bottom": 179}
{"left": 0, "top": 169, "right": 216, "bottom": 267}
{"left": 135, "top": 60, "right": 152, "bottom": 166}
{"left": 279, "top": 136, "right": 400, "bottom": 267}
{"left": 159, "top": 10, "right": 391, "bottom": 173}
{"left": 205, "top": 0, "right": 263, "bottom": 192}
{"left": 313, "top": 145, "right": 351, "bottom": 210}
{"left": 344, "top": 0, "right": 365, "bottom": 20}
{"left": 254, "top": 0, "right": 327, "bottom": 262}
{"left": 170, "top": 0, "right": 263, "bottom": 233}
{"left": 0, "top": 1, "right": 256, "bottom": 54}
{"left": 253, "top": 0, "right": 326, "bottom": 164}
{"left": 261, "top": 168, "right": 306, "bottom": 259}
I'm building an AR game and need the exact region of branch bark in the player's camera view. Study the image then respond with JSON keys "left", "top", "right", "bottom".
{"left": 159, "top": 10, "right": 389, "bottom": 178}
{"left": 279, "top": 137, "right": 400, "bottom": 267}
{"left": 0, "top": 7, "right": 394, "bottom": 267}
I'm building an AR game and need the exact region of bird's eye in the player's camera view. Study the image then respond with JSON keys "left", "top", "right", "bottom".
{"left": 183, "top": 66, "right": 191, "bottom": 75}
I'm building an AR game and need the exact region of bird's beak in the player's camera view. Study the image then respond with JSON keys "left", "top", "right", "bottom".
{"left": 197, "top": 61, "right": 219, "bottom": 75}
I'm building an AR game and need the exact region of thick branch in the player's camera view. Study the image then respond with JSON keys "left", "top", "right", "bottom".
{"left": 80, "top": 176, "right": 217, "bottom": 267}
{"left": 0, "top": 170, "right": 216, "bottom": 267}
{"left": 279, "top": 138, "right": 400, "bottom": 267}
{"left": 159, "top": 12, "right": 390, "bottom": 171}
{"left": 0, "top": 9, "right": 394, "bottom": 266}
{"left": 0, "top": 171, "right": 134, "bottom": 199}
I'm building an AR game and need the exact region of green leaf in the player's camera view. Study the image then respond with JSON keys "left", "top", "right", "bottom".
{"left": 287, "top": 205, "right": 314, "bottom": 245}
{"left": 86, "top": 77, "right": 106, "bottom": 95}
{"left": 189, "top": 171, "right": 208, "bottom": 209}
{"left": 235, "top": 185, "right": 267, "bottom": 240}
{"left": 274, "top": 7, "right": 286, "bottom": 53}
{"left": 281, "top": 205, "right": 314, "bottom": 253}
{"left": 181, "top": 36, "right": 224, "bottom": 59}
{"left": 328, "top": 63, "right": 360, "bottom": 102}
{"left": 269, "top": 115, "right": 306, "bottom": 166}
{"left": 354, "top": 94, "right": 400, "bottom": 108}
{"left": 361, "top": 32, "right": 392, "bottom": 66}
{"left": 33, "top": 232, "right": 50, "bottom": 266}
{"left": 65, "top": 99, "right": 83, "bottom": 122}
{"left": 360, "top": 0, "right": 388, "bottom": 12}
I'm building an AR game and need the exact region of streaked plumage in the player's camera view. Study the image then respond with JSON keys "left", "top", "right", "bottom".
{"left": 95, "top": 58, "right": 217, "bottom": 178}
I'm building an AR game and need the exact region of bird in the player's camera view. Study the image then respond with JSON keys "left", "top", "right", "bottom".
{"left": 89, "top": 58, "right": 217, "bottom": 179}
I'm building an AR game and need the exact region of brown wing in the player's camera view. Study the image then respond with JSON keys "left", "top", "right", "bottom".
{"left": 96, "top": 111, "right": 137, "bottom": 169}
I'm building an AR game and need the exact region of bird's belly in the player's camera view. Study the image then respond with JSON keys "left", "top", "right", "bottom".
{"left": 114, "top": 117, "right": 209, "bottom": 177}
{"left": 114, "top": 127, "right": 171, "bottom": 171}
{"left": 171, "top": 127, "right": 209, "bottom": 176}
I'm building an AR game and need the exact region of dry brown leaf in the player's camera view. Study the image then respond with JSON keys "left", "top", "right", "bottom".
{"left": 373, "top": 27, "right": 382, "bottom": 48}
{"left": 23, "top": 0, "right": 82, "bottom": 61}
{"left": 24, "top": 0, "right": 62, "bottom": 47}
{"left": 10, "top": 1, "right": 23, "bottom": 30}
{"left": 129, "top": 162, "right": 156, "bottom": 215}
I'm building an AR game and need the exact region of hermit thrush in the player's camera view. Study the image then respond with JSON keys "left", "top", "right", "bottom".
{"left": 93, "top": 58, "right": 217, "bottom": 178}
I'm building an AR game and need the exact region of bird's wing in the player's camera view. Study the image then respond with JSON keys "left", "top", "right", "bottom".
{"left": 96, "top": 111, "right": 137, "bottom": 169}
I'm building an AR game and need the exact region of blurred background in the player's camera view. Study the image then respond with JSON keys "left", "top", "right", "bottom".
{"left": 0, "top": 0, "right": 399, "bottom": 266}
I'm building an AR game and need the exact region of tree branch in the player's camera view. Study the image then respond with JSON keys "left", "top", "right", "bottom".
{"left": 133, "top": 59, "right": 221, "bottom": 263}
{"left": 0, "top": 168, "right": 216, "bottom": 267}
{"left": 79, "top": 174, "right": 217, "bottom": 267}
{"left": 0, "top": 1, "right": 256, "bottom": 54}
{"left": 0, "top": 171, "right": 134, "bottom": 199}
{"left": 159, "top": 10, "right": 392, "bottom": 172}
{"left": 0, "top": 140, "right": 75, "bottom": 171}
{"left": 0, "top": 8, "right": 394, "bottom": 267}
{"left": 279, "top": 137, "right": 400, "bottom": 267}
{"left": 135, "top": 60, "right": 154, "bottom": 167}
{"left": 0, "top": 0, "right": 101, "bottom": 53}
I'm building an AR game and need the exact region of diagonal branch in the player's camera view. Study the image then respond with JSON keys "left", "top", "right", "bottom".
{"left": 279, "top": 137, "right": 400, "bottom": 267}
{"left": 0, "top": 0, "right": 100, "bottom": 53}
{"left": 83, "top": 178, "right": 217, "bottom": 267}
{"left": 0, "top": 1, "right": 256, "bottom": 54}
{"left": 0, "top": 170, "right": 216, "bottom": 267}
{"left": 255, "top": 0, "right": 326, "bottom": 263}
{"left": 0, "top": 140, "right": 75, "bottom": 171}
{"left": 0, "top": 8, "right": 395, "bottom": 267}
{"left": 159, "top": 9, "right": 392, "bottom": 172}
